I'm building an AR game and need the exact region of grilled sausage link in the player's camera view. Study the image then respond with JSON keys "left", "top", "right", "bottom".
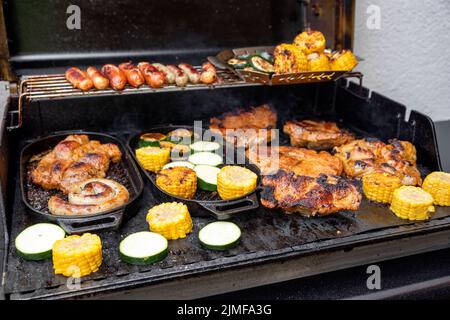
{"left": 101, "top": 64, "right": 127, "bottom": 90}
{"left": 137, "top": 62, "right": 165, "bottom": 88}
{"left": 119, "top": 62, "right": 145, "bottom": 88}
{"left": 152, "top": 63, "right": 176, "bottom": 84}
{"left": 65, "top": 67, "right": 94, "bottom": 91}
{"left": 167, "top": 65, "right": 189, "bottom": 87}
{"left": 178, "top": 63, "right": 200, "bottom": 84}
{"left": 86, "top": 66, "right": 109, "bottom": 90}
{"left": 200, "top": 62, "right": 217, "bottom": 84}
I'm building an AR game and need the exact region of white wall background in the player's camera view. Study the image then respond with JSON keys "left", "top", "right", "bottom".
{"left": 353, "top": 0, "right": 450, "bottom": 121}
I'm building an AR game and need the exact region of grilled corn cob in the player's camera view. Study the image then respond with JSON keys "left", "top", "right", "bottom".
{"left": 146, "top": 202, "right": 193, "bottom": 240}
{"left": 217, "top": 166, "right": 258, "bottom": 200}
{"left": 362, "top": 172, "right": 403, "bottom": 204}
{"left": 52, "top": 233, "right": 102, "bottom": 277}
{"left": 330, "top": 50, "right": 358, "bottom": 71}
{"left": 136, "top": 146, "right": 170, "bottom": 172}
{"left": 422, "top": 172, "right": 450, "bottom": 206}
{"left": 274, "top": 44, "right": 308, "bottom": 74}
{"left": 307, "top": 52, "right": 331, "bottom": 71}
{"left": 390, "top": 186, "right": 435, "bottom": 221}
{"left": 293, "top": 30, "right": 326, "bottom": 54}
{"left": 156, "top": 167, "right": 197, "bottom": 199}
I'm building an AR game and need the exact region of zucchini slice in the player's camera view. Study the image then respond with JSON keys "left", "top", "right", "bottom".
{"left": 162, "top": 161, "right": 195, "bottom": 170}
{"left": 138, "top": 133, "right": 167, "bottom": 148}
{"left": 227, "top": 58, "right": 248, "bottom": 69}
{"left": 167, "top": 129, "right": 199, "bottom": 144}
{"left": 188, "top": 152, "right": 223, "bottom": 167}
{"left": 257, "top": 51, "right": 274, "bottom": 64}
{"left": 199, "top": 222, "right": 241, "bottom": 251}
{"left": 190, "top": 141, "right": 221, "bottom": 154}
{"left": 120, "top": 232, "right": 168, "bottom": 265}
{"left": 15, "top": 223, "right": 66, "bottom": 261}
{"left": 194, "top": 165, "right": 221, "bottom": 191}
{"left": 249, "top": 55, "right": 274, "bottom": 73}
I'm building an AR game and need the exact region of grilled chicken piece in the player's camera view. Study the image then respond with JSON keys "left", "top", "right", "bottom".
{"left": 261, "top": 171, "right": 362, "bottom": 216}
{"left": 210, "top": 104, "right": 277, "bottom": 149}
{"left": 283, "top": 120, "right": 355, "bottom": 150}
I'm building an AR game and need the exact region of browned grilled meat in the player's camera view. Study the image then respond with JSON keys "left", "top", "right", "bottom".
{"left": 210, "top": 104, "right": 277, "bottom": 149}
{"left": 261, "top": 171, "right": 362, "bottom": 216}
{"left": 283, "top": 120, "right": 355, "bottom": 150}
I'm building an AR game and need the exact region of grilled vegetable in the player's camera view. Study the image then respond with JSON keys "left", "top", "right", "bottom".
{"left": 249, "top": 56, "right": 274, "bottom": 73}
{"left": 293, "top": 30, "right": 326, "bottom": 54}
{"left": 227, "top": 58, "right": 248, "bottom": 69}
{"left": 136, "top": 147, "right": 170, "bottom": 172}
{"left": 190, "top": 141, "right": 221, "bottom": 154}
{"left": 330, "top": 50, "right": 358, "bottom": 71}
{"left": 390, "top": 186, "right": 435, "bottom": 221}
{"left": 167, "top": 128, "right": 198, "bottom": 144}
{"left": 362, "top": 173, "right": 403, "bottom": 204}
{"left": 257, "top": 51, "right": 274, "bottom": 64}
{"left": 422, "top": 172, "right": 450, "bottom": 206}
{"left": 15, "top": 223, "right": 65, "bottom": 261}
{"left": 156, "top": 167, "right": 197, "bottom": 199}
{"left": 52, "top": 233, "right": 102, "bottom": 277}
{"left": 199, "top": 221, "right": 241, "bottom": 251}
{"left": 120, "top": 232, "right": 168, "bottom": 265}
{"left": 307, "top": 52, "right": 331, "bottom": 72}
{"left": 194, "top": 165, "right": 221, "bottom": 191}
{"left": 188, "top": 152, "right": 223, "bottom": 167}
{"left": 170, "top": 144, "right": 191, "bottom": 161}
{"left": 273, "top": 44, "right": 308, "bottom": 74}
{"left": 162, "top": 161, "right": 195, "bottom": 170}
{"left": 138, "top": 133, "right": 167, "bottom": 148}
{"left": 146, "top": 202, "right": 193, "bottom": 240}
{"left": 217, "top": 166, "right": 258, "bottom": 200}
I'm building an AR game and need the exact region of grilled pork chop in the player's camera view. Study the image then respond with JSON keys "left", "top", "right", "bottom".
{"left": 261, "top": 171, "right": 362, "bottom": 216}
{"left": 283, "top": 120, "right": 354, "bottom": 150}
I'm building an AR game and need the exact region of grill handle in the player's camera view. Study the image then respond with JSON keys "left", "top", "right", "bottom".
{"left": 199, "top": 192, "right": 259, "bottom": 220}
{"left": 57, "top": 210, "right": 124, "bottom": 234}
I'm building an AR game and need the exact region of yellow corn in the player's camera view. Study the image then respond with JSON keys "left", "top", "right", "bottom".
{"left": 330, "top": 50, "right": 358, "bottom": 71}
{"left": 156, "top": 167, "right": 197, "bottom": 199}
{"left": 274, "top": 44, "right": 308, "bottom": 74}
{"left": 307, "top": 52, "right": 331, "bottom": 71}
{"left": 390, "top": 186, "right": 435, "bottom": 221}
{"left": 146, "top": 202, "right": 193, "bottom": 240}
{"left": 217, "top": 166, "right": 257, "bottom": 200}
{"left": 52, "top": 233, "right": 102, "bottom": 278}
{"left": 362, "top": 172, "right": 403, "bottom": 204}
{"left": 136, "top": 147, "right": 170, "bottom": 172}
{"left": 422, "top": 172, "right": 450, "bottom": 206}
{"left": 293, "top": 30, "right": 326, "bottom": 54}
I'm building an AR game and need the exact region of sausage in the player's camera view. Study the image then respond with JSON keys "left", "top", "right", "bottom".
{"left": 200, "top": 62, "right": 217, "bottom": 84}
{"left": 178, "top": 63, "right": 201, "bottom": 84}
{"left": 167, "top": 65, "right": 189, "bottom": 87}
{"left": 86, "top": 66, "right": 109, "bottom": 90}
{"left": 152, "top": 63, "right": 176, "bottom": 84}
{"left": 101, "top": 64, "right": 127, "bottom": 90}
{"left": 118, "top": 62, "right": 145, "bottom": 88}
{"left": 65, "top": 67, "right": 94, "bottom": 91}
{"left": 137, "top": 62, "right": 165, "bottom": 88}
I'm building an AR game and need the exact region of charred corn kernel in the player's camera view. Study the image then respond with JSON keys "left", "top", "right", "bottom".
{"left": 390, "top": 186, "right": 435, "bottom": 221}
{"left": 217, "top": 166, "right": 257, "bottom": 200}
{"left": 330, "top": 50, "right": 358, "bottom": 71}
{"left": 146, "top": 202, "right": 193, "bottom": 240}
{"left": 307, "top": 52, "right": 331, "bottom": 71}
{"left": 362, "top": 173, "right": 403, "bottom": 204}
{"left": 293, "top": 30, "right": 326, "bottom": 54}
{"left": 274, "top": 44, "right": 308, "bottom": 74}
{"left": 136, "top": 147, "right": 170, "bottom": 172}
{"left": 423, "top": 172, "right": 450, "bottom": 206}
{"left": 156, "top": 167, "right": 197, "bottom": 199}
{"left": 52, "top": 233, "right": 102, "bottom": 278}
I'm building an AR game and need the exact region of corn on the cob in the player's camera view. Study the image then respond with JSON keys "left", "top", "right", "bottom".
{"left": 422, "top": 172, "right": 450, "bottom": 206}
{"left": 293, "top": 30, "right": 326, "bottom": 54}
{"left": 136, "top": 147, "right": 170, "bottom": 172}
{"left": 274, "top": 44, "right": 308, "bottom": 74}
{"left": 52, "top": 233, "right": 102, "bottom": 278}
{"left": 330, "top": 50, "right": 358, "bottom": 71}
{"left": 217, "top": 166, "right": 257, "bottom": 200}
{"left": 362, "top": 172, "right": 403, "bottom": 204}
{"left": 390, "top": 186, "right": 435, "bottom": 221}
{"left": 156, "top": 167, "right": 197, "bottom": 199}
{"left": 307, "top": 52, "right": 331, "bottom": 71}
{"left": 146, "top": 202, "right": 193, "bottom": 240}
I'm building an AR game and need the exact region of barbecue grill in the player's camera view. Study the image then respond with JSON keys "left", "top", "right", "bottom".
{"left": 0, "top": 0, "right": 449, "bottom": 300}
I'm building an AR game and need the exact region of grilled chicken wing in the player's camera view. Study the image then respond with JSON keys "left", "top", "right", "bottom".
{"left": 283, "top": 120, "right": 355, "bottom": 150}
{"left": 261, "top": 171, "right": 362, "bottom": 216}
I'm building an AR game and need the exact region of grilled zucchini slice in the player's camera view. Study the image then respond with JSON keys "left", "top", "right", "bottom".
{"left": 249, "top": 55, "right": 274, "bottom": 73}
